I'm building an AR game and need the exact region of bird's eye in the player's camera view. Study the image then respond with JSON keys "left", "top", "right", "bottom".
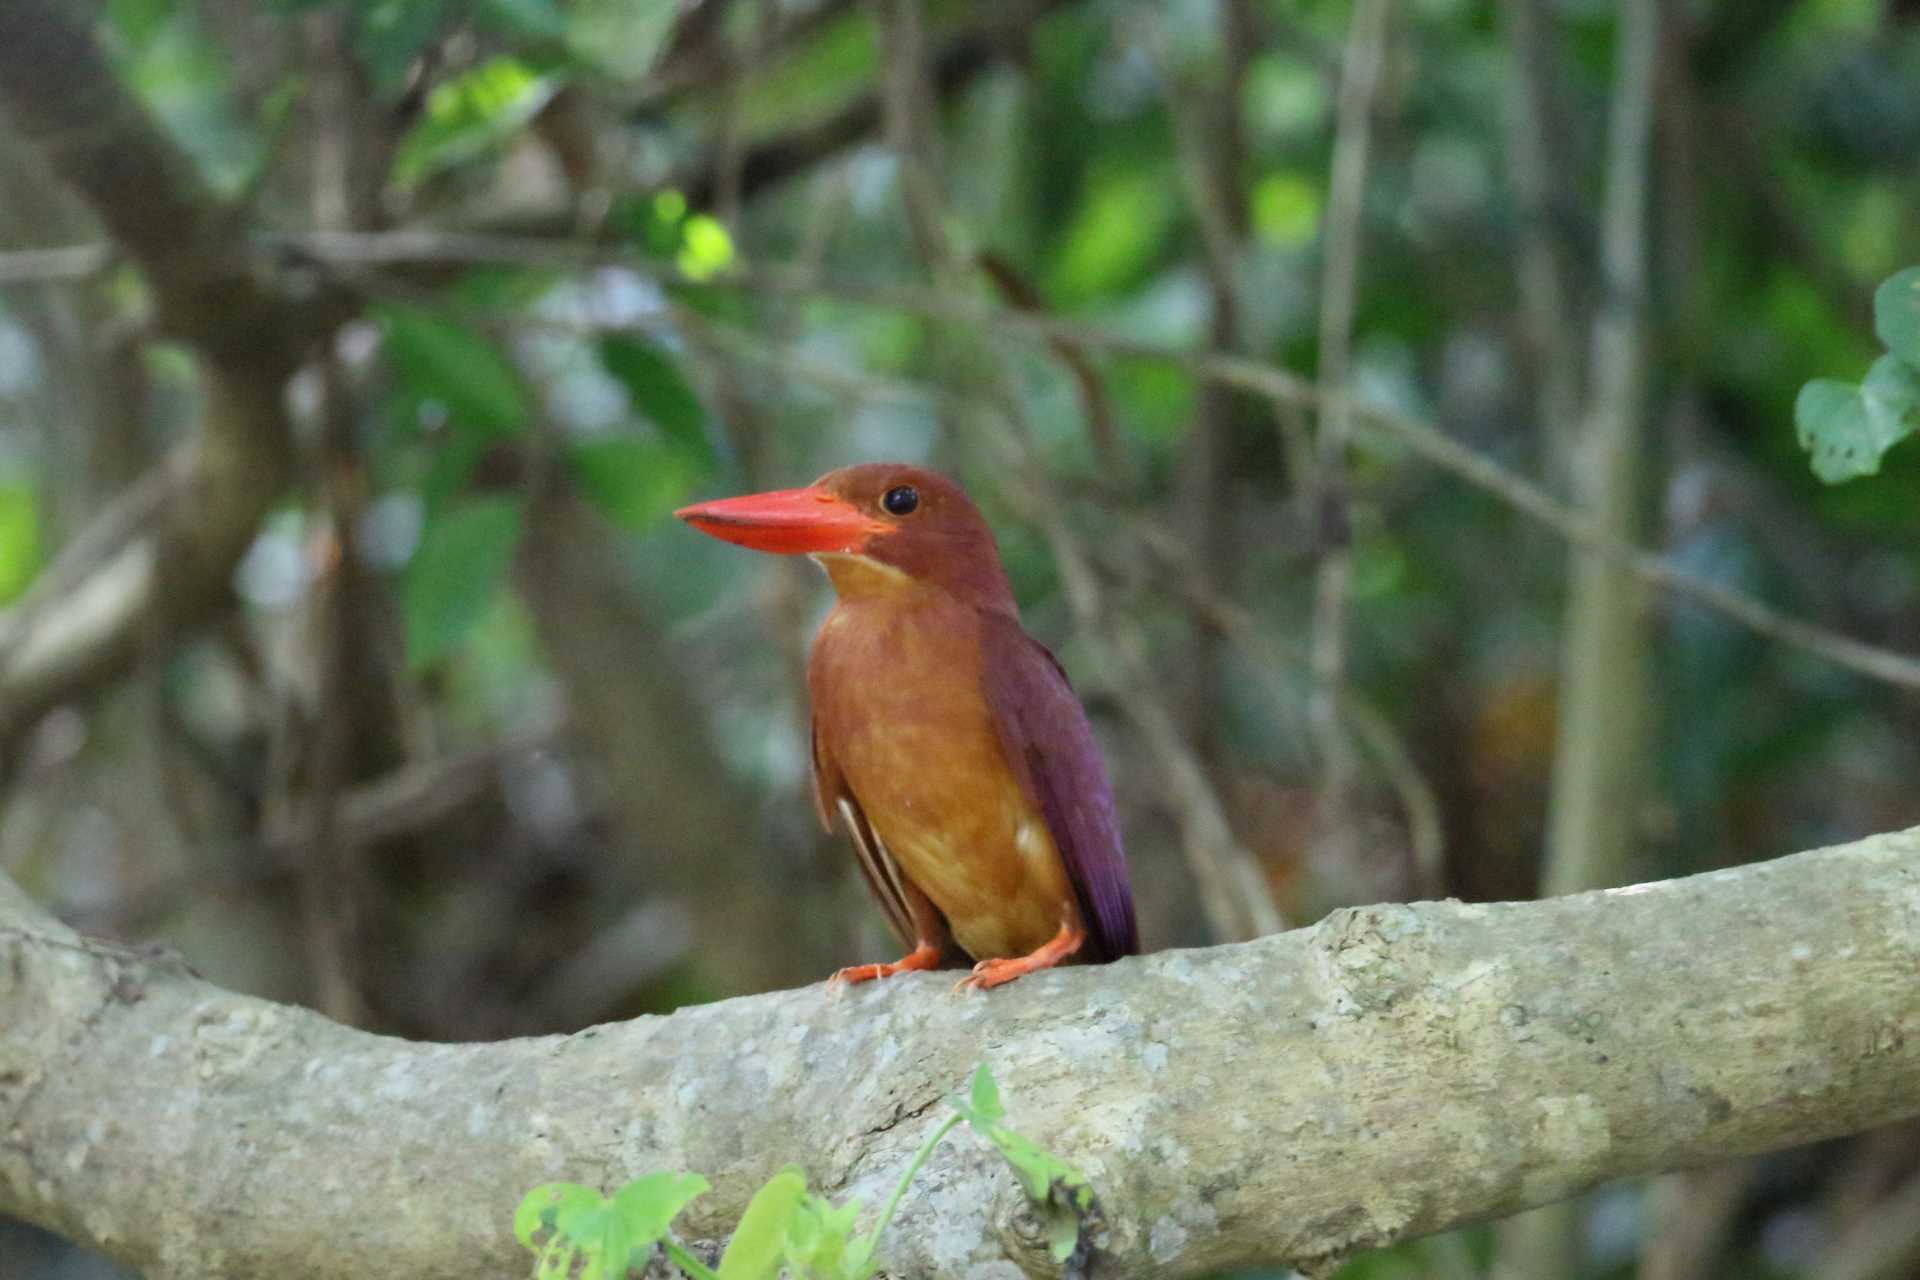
{"left": 881, "top": 485, "right": 920, "bottom": 516}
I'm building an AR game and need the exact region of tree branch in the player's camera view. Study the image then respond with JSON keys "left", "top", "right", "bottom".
{"left": 1308, "top": 0, "right": 1391, "bottom": 845}
{"left": 3, "top": 826, "right": 1917, "bottom": 1278}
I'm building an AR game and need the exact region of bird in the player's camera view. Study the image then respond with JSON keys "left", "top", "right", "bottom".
{"left": 675, "top": 463, "right": 1137, "bottom": 989}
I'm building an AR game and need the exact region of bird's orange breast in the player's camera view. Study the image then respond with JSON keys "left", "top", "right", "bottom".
{"left": 809, "top": 576, "right": 1076, "bottom": 960}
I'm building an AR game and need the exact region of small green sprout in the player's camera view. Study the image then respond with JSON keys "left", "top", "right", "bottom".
{"left": 511, "top": 1064, "right": 1098, "bottom": 1279}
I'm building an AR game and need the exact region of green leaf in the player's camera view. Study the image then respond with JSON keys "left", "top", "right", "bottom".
{"left": 391, "top": 56, "right": 561, "bottom": 187}
{"left": 1795, "top": 376, "right": 1912, "bottom": 484}
{"left": 968, "top": 1063, "right": 1005, "bottom": 1125}
{"left": 568, "top": 0, "right": 680, "bottom": 79}
{"left": 403, "top": 496, "right": 524, "bottom": 667}
{"left": 1860, "top": 354, "right": 1920, "bottom": 442}
{"left": 567, "top": 1203, "right": 632, "bottom": 1280}
{"left": 536, "top": 1238, "right": 578, "bottom": 1280}
{"left": 784, "top": 1191, "right": 863, "bottom": 1277}
{"left": 106, "top": 0, "right": 179, "bottom": 49}
{"left": 1873, "top": 266, "right": 1920, "bottom": 364}
{"left": 566, "top": 439, "right": 696, "bottom": 531}
{"left": 110, "top": 2, "right": 262, "bottom": 191}
{"left": 677, "top": 215, "right": 736, "bottom": 282}
{"left": 380, "top": 305, "right": 529, "bottom": 439}
{"left": 515, "top": 1182, "right": 606, "bottom": 1257}
{"left": 717, "top": 1167, "right": 807, "bottom": 1280}
{"left": 0, "top": 483, "right": 41, "bottom": 606}
{"left": 1046, "top": 164, "right": 1178, "bottom": 302}
{"left": 611, "top": 1171, "right": 710, "bottom": 1246}
{"left": 476, "top": 0, "right": 568, "bottom": 40}
{"left": 352, "top": 0, "right": 454, "bottom": 90}
{"left": 598, "top": 335, "right": 710, "bottom": 456}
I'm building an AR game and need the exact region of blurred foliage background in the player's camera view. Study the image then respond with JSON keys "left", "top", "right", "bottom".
{"left": 0, "top": 0, "right": 1917, "bottom": 1276}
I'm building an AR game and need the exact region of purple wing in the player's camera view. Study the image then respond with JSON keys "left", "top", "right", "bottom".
{"left": 978, "top": 612, "right": 1138, "bottom": 961}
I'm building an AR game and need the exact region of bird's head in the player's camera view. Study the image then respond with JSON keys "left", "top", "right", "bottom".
{"left": 675, "top": 463, "right": 1014, "bottom": 610}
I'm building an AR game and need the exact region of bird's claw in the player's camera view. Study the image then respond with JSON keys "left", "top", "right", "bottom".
{"left": 953, "top": 958, "right": 1015, "bottom": 992}
{"left": 829, "top": 963, "right": 894, "bottom": 987}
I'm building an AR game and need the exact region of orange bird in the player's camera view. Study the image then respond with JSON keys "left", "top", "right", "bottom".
{"left": 676, "top": 464, "right": 1137, "bottom": 988}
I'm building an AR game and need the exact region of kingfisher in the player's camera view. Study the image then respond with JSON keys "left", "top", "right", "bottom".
{"left": 676, "top": 464, "right": 1137, "bottom": 988}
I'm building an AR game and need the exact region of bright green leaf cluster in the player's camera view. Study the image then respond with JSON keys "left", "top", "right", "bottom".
{"left": 510, "top": 1066, "right": 1098, "bottom": 1279}
{"left": 516, "top": 1173, "right": 710, "bottom": 1280}
{"left": 1794, "top": 266, "right": 1920, "bottom": 483}
{"left": 392, "top": 56, "right": 561, "bottom": 188}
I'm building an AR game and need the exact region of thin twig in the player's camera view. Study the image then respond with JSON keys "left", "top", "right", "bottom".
{"left": 1500, "top": 0, "right": 1582, "bottom": 450}
{"left": 975, "top": 251, "right": 1124, "bottom": 481}
{"left": 1539, "top": 0, "right": 1661, "bottom": 900}
{"left": 1148, "top": 1, "right": 1255, "bottom": 774}
{"left": 1124, "top": 517, "right": 1447, "bottom": 901}
{"left": 1309, "top": 0, "right": 1391, "bottom": 849}
{"left": 0, "top": 243, "right": 114, "bottom": 285}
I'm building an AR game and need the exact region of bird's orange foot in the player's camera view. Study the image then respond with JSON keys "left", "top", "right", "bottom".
{"left": 956, "top": 923, "right": 1085, "bottom": 991}
{"left": 830, "top": 941, "right": 943, "bottom": 987}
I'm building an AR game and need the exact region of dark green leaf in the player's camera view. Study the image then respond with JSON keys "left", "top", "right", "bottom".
{"left": 106, "top": 0, "right": 179, "bottom": 49}
{"left": 403, "top": 496, "right": 524, "bottom": 667}
{"left": 391, "top": 56, "right": 561, "bottom": 187}
{"left": 380, "top": 305, "right": 529, "bottom": 439}
{"left": 611, "top": 1171, "right": 710, "bottom": 1246}
{"left": 716, "top": 1167, "right": 807, "bottom": 1280}
{"left": 1795, "top": 376, "right": 1911, "bottom": 484}
{"left": 1873, "top": 266, "right": 1920, "bottom": 364}
{"left": 476, "top": 0, "right": 568, "bottom": 40}
{"left": 598, "top": 335, "right": 710, "bottom": 456}
{"left": 352, "top": 0, "right": 454, "bottom": 90}
{"left": 567, "top": 439, "right": 696, "bottom": 531}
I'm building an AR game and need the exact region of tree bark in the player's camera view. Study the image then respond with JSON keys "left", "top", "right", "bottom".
{"left": 2, "top": 826, "right": 1916, "bottom": 1279}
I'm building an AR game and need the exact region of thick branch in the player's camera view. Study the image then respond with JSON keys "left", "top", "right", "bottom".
{"left": 2, "top": 827, "right": 1916, "bottom": 1279}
